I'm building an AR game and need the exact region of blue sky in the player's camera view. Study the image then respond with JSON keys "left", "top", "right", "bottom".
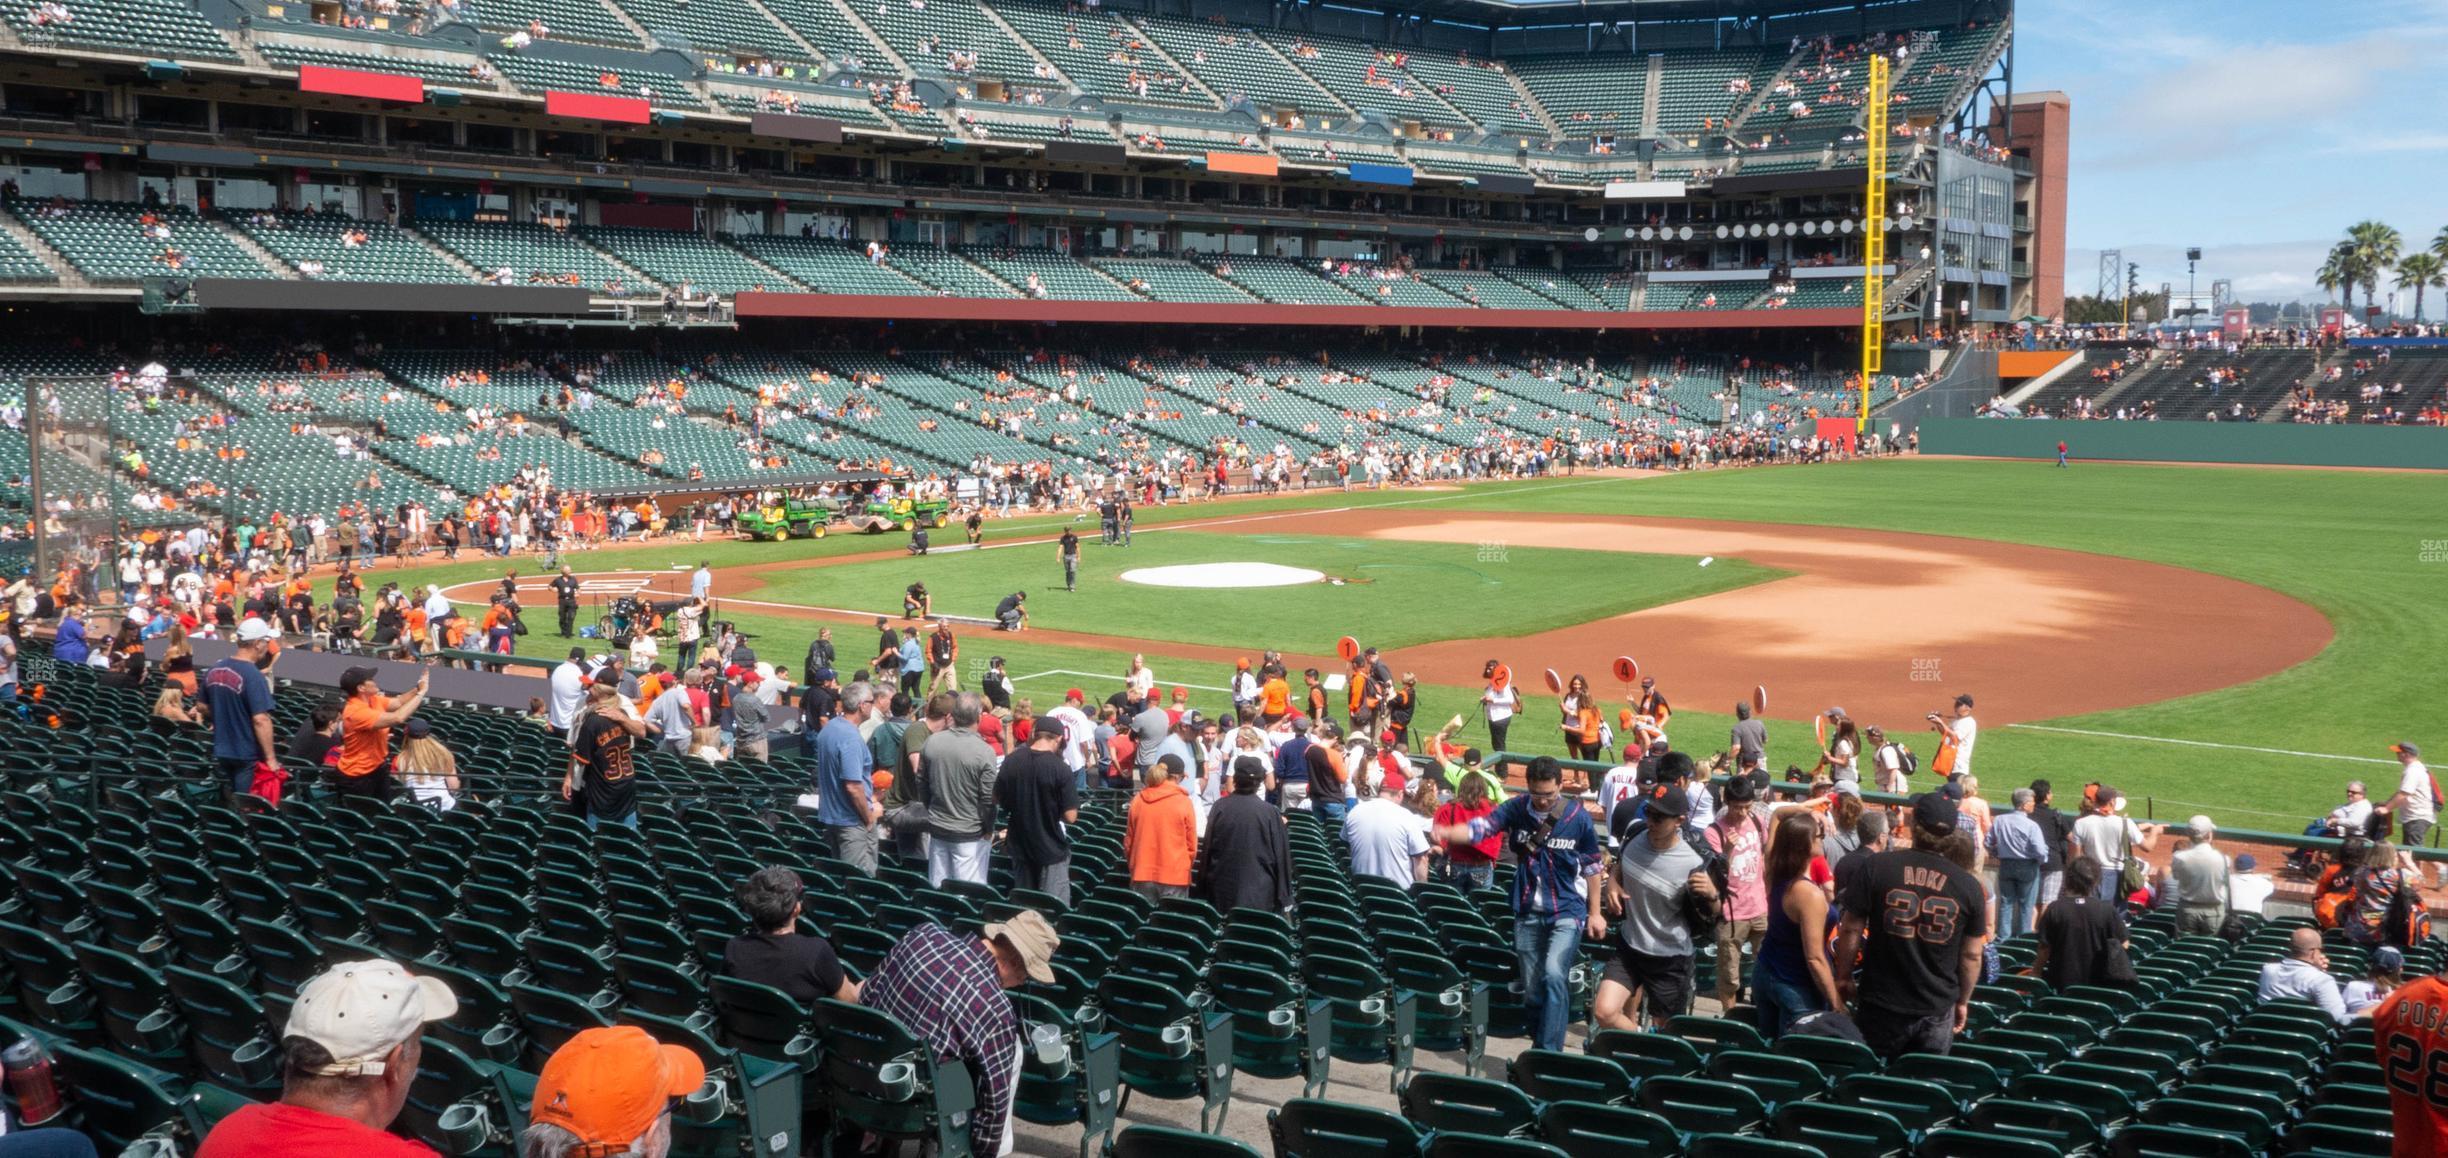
{"left": 2016, "top": 0, "right": 2448, "bottom": 304}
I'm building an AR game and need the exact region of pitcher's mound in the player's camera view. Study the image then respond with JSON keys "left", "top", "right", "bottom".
{"left": 1118, "top": 562, "right": 1326, "bottom": 589}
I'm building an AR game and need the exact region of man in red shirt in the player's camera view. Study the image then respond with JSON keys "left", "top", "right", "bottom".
{"left": 197, "top": 959, "right": 460, "bottom": 1156}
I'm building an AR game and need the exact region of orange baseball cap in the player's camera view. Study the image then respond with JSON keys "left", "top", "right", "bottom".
{"left": 529, "top": 1026, "right": 705, "bottom": 1153}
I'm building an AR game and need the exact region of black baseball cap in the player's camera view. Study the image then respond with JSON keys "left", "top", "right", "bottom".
{"left": 338, "top": 666, "right": 380, "bottom": 696}
{"left": 1913, "top": 791, "right": 1959, "bottom": 835}
{"left": 1645, "top": 784, "right": 1690, "bottom": 818}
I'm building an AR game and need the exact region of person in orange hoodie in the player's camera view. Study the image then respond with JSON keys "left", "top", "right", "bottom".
{"left": 1126, "top": 754, "right": 1197, "bottom": 901}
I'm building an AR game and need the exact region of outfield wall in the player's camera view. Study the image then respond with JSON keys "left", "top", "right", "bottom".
{"left": 1920, "top": 418, "right": 2448, "bottom": 469}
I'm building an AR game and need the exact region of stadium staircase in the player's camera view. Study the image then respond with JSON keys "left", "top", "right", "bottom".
{"left": 1120, "top": 30, "right": 1225, "bottom": 107}
{"left": 0, "top": 213, "right": 72, "bottom": 288}
{"left": 215, "top": 226, "right": 304, "bottom": 282}
{"left": 592, "top": 0, "right": 659, "bottom": 51}
{"left": 740, "top": 0, "right": 834, "bottom": 68}
{"left": 815, "top": 0, "right": 913, "bottom": 74}
{"left": 974, "top": 1, "right": 1072, "bottom": 92}
{"left": 1718, "top": 44, "right": 1799, "bottom": 137}
{"left": 1502, "top": 67, "right": 1562, "bottom": 139}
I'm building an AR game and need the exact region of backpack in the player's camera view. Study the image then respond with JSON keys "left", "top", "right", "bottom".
{"left": 2385, "top": 871, "right": 2434, "bottom": 948}
{"left": 1882, "top": 742, "right": 1918, "bottom": 778}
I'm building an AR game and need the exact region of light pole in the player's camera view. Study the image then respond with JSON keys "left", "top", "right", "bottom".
{"left": 2186, "top": 247, "right": 2201, "bottom": 330}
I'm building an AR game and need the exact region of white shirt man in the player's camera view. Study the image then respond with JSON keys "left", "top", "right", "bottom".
{"left": 547, "top": 651, "right": 588, "bottom": 732}
{"left": 1939, "top": 694, "right": 1977, "bottom": 778}
{"left": 1341, "top": 773, "right": 1429, "bottom": 885}
{"left": 1047, "top": 696, "right": 1095, "bottom": 775}
{"left": 691, "top": 565, "right": 713, "bottom": 601}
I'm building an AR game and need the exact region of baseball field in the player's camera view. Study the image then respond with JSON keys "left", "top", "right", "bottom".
{"left": 382, "top": 455, "right": 2447, "bottom": 829}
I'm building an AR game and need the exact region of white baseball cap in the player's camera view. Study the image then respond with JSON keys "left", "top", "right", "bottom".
{"left": 283, "top": 959, "right": 460, "bottom": 1076}
{"left": 237, "top": 618, "right": 280, "bottom": 643}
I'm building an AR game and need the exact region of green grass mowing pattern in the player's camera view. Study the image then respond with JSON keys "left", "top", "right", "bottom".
{"left": 357, "top": 461, "right": 2438, "bottom": 826}
{"left": 749, "top": 531, "right": 1780, "bottom": 654}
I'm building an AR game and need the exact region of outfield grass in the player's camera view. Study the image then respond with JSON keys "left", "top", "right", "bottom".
{"left": 358, "top": 460, "right": 2445, "bottom": 826}
{"left": 761, "top": 531, "right": 1778, "bottom": 654}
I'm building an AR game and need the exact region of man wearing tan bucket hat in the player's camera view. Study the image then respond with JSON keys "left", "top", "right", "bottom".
{"left": 197, "top": 959, "right": 459, "bottom": 1156}
{"left": 860, "top": 911, "right": 1061, "bottom": 1157}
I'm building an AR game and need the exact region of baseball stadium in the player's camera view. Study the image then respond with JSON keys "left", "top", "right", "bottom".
{"left": 0, "top": 0, "right": 2442, "bottom": 1152}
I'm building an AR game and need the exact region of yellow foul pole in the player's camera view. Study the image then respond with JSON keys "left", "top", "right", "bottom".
{"left": 1858, "top": 54, "right": 1888, "bottom": 432}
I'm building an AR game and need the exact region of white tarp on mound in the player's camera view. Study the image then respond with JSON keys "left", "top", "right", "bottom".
{"left": 1117, "top": 562, "right": 1325, "bottom": 589}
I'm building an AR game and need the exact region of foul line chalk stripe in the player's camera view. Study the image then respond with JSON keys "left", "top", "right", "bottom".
{"left": 2003, "top": 723, "right": 2391, "bottom": 765}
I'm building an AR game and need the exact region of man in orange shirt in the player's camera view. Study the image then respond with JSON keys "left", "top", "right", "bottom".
{"left": 336, "top": 665, "right": 429, "bottom": 800}
{"left": 1125, "top": 754, "right": 1197, "bottom": 901}
{"left": 1259, "top": 666, "right": 1291, "bottom": 723}
{"left": 2378, "top": 965, "right": 2448, "bottom": 1156}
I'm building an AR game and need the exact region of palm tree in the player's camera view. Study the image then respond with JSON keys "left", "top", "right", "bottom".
{"left": 2316, "top": 243, "right": 2354, "bottom": 306}
{"left": 2399, "top": 252, "right": 2446, "bottom": 321}
{"left": 2346, "top": 220, "right": 2403, "bottom": 312}
{"left": 2434, "top": 224, "right": 2448, "bottom": 266}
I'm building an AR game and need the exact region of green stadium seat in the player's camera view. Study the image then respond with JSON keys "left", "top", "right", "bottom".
{"left": 1400, "top": 1071, "right": 1541, "bottom": 1137}
{"left": 1535, "top": 1100, "right": 1680, "bottom": 1158}
{"left": 811, "top": 997, "right": 982, "bottom": 1158}
{"left": 1508, "top": 1048, "right": 1633, "bottom": 1105}
{"left": 1636, "top": 1075, "right": 1769, "bottom": 1140}
{"left": 1268, "top": 1097, "right": 1426, "bottom": 1158}
{"left": 1110, "top": 1124, "right": 1266, "bottom": 1158}
{"left": 1206, "top": 961, "right": 1332, "bottom": 1097}
{"left": 1096, "top": 972, "right": 1234, "bottom": 1133}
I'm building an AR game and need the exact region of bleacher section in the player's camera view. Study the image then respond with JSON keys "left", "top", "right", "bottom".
{"left": 257, "top": 42, "right": 498, "bottom": 87}
{"left": 1397, "top": 52, "right": 1543, "bottom": 138}
{"left": 886, "top": 244, "right": 1015, "bottom": 297}
{"left": 1196, "top": 255, "right": 1374, "bottom": 307}
{"left": 0, "top": 229, "right": 56, "bottom": 284}
{"left": 579, "top": 227, "right": 793, "bottom": 295}
{"left": 752, "top": 0, "right": 895, "bottom": 74}
{"left": 962, "top": 247, "right": 1137, "bottom": 301}
{"left": 1089, "top": 257, "right": 1254, "bottom": 304}
{"left": 1126, "top": 13, "right": 1339, "bottom": 114}
{"left": 461, "top": 0, "right": 642, "bottom": 49}
{"left": 231, "top": 213, "right": 472, "bottom": 284}
{"left": 5, "top": 201, "right": 274, "bottom": 284}
{"left": 609, "top": 0, "right": 812, "bottom": 66}
{"left": 1654, "top": 46, "right": 1780, "bottom": 139}
{"left": 412, "top": 220, "right": 647, "bottom": 292}
{"left": 725, "top": 236, "right": 933, "bottom": 294}
{"left": 1645, "top": 279, "right": 1761, "bottom": 311}
{"left": 1258, "top": 31, "right": 1474, "bottom": 133}
{"left": 0, "top": 643, "right": 2412, "bottom": 1158}
{"left": 1509, "top": 53, "right": 1643, "bottom": 139}
{"left": 990, "top": 2, "right": 1209, "bottom": 109}
{"left": 1, "top": 0, "right": 237, "bottom": 59}
{"left": 857, "top": 0, "right": 1050, "bottom": 95}
{"left": 708, "top": 86, "right": 907, "bottom": 131}
{"left": 484, "top": 52, "right": 709, "bottom": 110}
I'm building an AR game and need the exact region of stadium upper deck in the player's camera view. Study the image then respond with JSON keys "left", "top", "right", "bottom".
{"left": 0, "top": 0, "right": 2036, "bottom": 326}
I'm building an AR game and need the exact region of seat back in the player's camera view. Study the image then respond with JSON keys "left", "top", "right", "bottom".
{"left": 1399, "top": 1071, "right": 1539, "bottom": 1136}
